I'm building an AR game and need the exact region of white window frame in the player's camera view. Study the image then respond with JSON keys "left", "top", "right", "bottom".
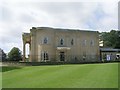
{"left": 41, "top": 51, "right": 49, "bottom": 61}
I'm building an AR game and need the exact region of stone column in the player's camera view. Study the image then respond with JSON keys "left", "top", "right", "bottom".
{"left": 30, "top": 31, "right": 36, "bottom": 62}
{"left": 23, "top": 42, "right": 26, "bottom": 62}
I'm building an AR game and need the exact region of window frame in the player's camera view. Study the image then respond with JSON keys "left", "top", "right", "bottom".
{"left": 43, "top": 37, "right": 48, "bottom": 44}
{"left": 83, "top": 40, "right": 87, "bottom": 46}
{"left": 71, "top": 38, "right": 74, "bottom": 45}
{"left": 60, "top": 38, "right": 64, "bottom": 45}
{"left": 90, "top": 40, "right": 94, "bottom": 46}
{"left": 41, "top": 51, "right": 49, "bottom": 61}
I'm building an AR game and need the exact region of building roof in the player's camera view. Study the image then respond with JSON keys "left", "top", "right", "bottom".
{"left": 100, "top": 48, "right": 120, "bottom": 52}
{"left": 31, "top": 27, "right": 98, "bottom": 33}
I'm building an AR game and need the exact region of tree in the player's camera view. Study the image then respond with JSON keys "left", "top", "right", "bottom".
{"left": 0, "top": 49, "right": 6, "bottom": 61}
{"left": 100, "top": 30, "right": 120, "bottom": 48}
{"left": 2, "top": 50, "right": 6, "bottom": 61}
{"left": 8, "top": 47, "right": 22, "bottom": 61}
{"left": 114, "top": 31, "right": 120, "bottom": 48}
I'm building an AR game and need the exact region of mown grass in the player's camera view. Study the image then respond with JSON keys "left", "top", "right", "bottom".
{"left": 2, "top": 63, "right": 118, "bottom": 88}
{"left": 0, "top": 66, "right": 1, "bottom": 89}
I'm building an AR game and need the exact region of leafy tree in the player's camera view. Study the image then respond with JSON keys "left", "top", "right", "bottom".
{"left": 8, "top": 47, "right": 22, "bottom": 61}
{"left": 114, "top": 31, "right": 120, "bottom": 48}
{"left": 0, "top": 49, "right": 6, "bottom": 61}
{"left": 2, "top": 51, "right": 6, "bottom": 61}
{"left": 100, "top": 30, "right": 120, "bottom": 48}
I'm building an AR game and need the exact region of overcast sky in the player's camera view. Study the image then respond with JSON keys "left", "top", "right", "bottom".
{"left": 0, "top": 0, "right": 119, "bottom": 54}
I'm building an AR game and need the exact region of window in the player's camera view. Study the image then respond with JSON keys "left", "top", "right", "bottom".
{"left": 83, "top": 40, "right": 87, "bottom": 46}
{"left": 71, "top": 39, "right": 74, "bottom": 45}
{"left": 43, "top": 37, "right": 48, "bottom": 44}
{"left": 46, "top": 53, "right": 49, "bottom": 60}
{"left": 91, "top": 53, "right": 95, "bottom": 59}
{"left": 83, "top": 52, "right": 86, "bottom": 60}
{"left": 44, "top": 52, "right": 49, "bottom": 60}
{"left": 90, "top": 40, "right": 94, "bottom": 46}
{"left": 44, "top": 53, "right": 46, "bottom": 60}
{"left": 60, "top": 38, "right": 64, "bottom": 45}
{"left": 41, "top": 51, "right": 49, "bottom": 61}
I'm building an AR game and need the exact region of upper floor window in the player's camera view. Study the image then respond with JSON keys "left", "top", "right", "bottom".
{"left": 83, "top": 40, "right": 87, "bottom": 46}
{"left": 90, "top": 40, "right": 94, "bottom": 46}
{"left": 71, "top": 39, "right": 74, "bottom": 45}
{"left": 60, "top": 38, "right": 64, "bottom": 45}
{"left": 43, "top": 37, "right": 48, "bottom": 44}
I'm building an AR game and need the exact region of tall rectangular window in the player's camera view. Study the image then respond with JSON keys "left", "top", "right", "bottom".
{"left": 41, "top": 51, "right": 49, "bottom": 61}
{"left": 60, "top": 38, "right": 64, "bottom": 45}
{"left": 71, "top": 39, "right": 74, "bottom": 45}
{"left": 91, "top": 53, "right": 95, "bottom": 59}
{"left": 90, "top": 40, "right": 94, "bottom": 46}
{"left": 83, "top": 52, "right": 86, "bottom": 60}
{"left": 83, "top": 40, "right": 87, "bottom": 46}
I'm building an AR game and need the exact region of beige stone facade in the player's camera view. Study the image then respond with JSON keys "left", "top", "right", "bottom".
{"left": 22, "top": 27, "right": 100, "bottom": 62}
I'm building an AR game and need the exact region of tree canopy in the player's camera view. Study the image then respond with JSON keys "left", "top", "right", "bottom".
{"left": 8, "top": 47, "right": 22, "bottom": 61}
{"left": 0, "top": 49, "right": 6, "bottom": 61}
{"left": 99, "top": 30, "right": 120, "bottom": 48}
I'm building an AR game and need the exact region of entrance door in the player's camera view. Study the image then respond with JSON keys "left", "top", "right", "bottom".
{"left": 60, "top": 52, "right": 65, "bottom": 61}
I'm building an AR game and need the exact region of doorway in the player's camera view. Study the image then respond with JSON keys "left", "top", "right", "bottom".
{"left": 60, "top": 52, "right": 65, "bottom": 61}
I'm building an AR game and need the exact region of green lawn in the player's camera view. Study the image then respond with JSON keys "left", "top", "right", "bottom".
{"left": 2, "top": 63, "right": 118, "bottom": 88}
{"left": 0, "top": 67, "right": 2, "bottom": 89}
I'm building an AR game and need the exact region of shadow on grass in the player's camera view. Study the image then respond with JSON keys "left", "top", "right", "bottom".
{"left": 1, "top": 66, "right": 22, "bottom": 72}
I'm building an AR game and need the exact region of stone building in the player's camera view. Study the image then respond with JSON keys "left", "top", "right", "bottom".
{"left": 22, "top": 27, "right": 100, "bottom": 62}
{"left": 100, "top": 48, "right": 120, "bottom": 61}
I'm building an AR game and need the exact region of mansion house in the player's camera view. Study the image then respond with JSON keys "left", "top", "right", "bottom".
{"left": 22, "top": 27, "right": 100, "bottom": 62}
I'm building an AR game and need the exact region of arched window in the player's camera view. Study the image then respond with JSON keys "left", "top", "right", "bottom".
{"left": 60, "top": 38, "right": 64, "bottom": 45}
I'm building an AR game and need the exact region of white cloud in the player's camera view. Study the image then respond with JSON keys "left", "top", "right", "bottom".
{"left": 0, "top": 1, "right": 118, "bottom": 53}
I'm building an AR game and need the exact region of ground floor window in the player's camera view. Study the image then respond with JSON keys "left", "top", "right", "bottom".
{"left": 41, "top": 51, "right": 49, "bottom": 61}
{"left": 83, "top": 52, "right": 86, "bottom": 60}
